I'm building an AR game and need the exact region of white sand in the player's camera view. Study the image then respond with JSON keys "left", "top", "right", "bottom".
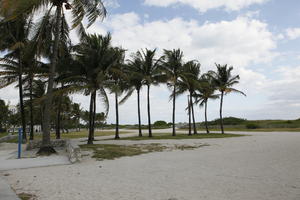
{"left": 2, "top": 131, "right": 300, "bottom": 200}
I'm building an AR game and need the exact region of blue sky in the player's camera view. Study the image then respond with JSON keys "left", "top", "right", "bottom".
{"left": 2, "top": 0, "right": 300, "bottom": 124}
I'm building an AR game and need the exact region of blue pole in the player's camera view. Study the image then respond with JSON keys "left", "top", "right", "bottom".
{"left": 18, "top": 128, "right": 22, "bottom": 159}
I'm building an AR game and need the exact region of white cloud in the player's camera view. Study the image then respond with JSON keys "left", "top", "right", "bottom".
{"left": 144, "top": 0, "right": 269, "bottom": 12}
{"left": 90, "top": 13, "right": 277, "bottom": 68}
{"left": 286, "top": 28, "right": 300, "bottom": 40}
{"left": 103, "top": 0, "right": 120, "bottom": 9}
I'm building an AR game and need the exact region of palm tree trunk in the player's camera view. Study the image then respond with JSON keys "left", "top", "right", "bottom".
{"left": 172, "top": 84, "right": 176, "bottom": 136}
{"left": 18, "top": 54, "right": 26, "bottom": 142}
{"left": 188, "top": 95, "right": 191, "bottom": 136}
{"left": 40, "top": 106, "right": 44, "bottom": 133}
{"left": 29, "top": 75, "right": 34, "bottom": 140}
{"left": 115, "top": 92, "right": 120, "bottom": 139}
{"left": 55, "top": 97, "right": 62, "bottom": 139}
{"left": 220, "top": 91, "right": 224, "bottom": 134}
{"left": 19, "top": 74, "right": 26, "bottom": 142}
{"left": 190, "top": 92, "right": 197, "bottom": 135}
{"left": 92, "top": 91, "right": 96, "bottom": 141}
{"left": 204, "top": 100, "right": 209, "bottom": 134}
{"left": 88, "top": 92, "right": 95, "bottom": 144}
{"left": 39, "top": 5, "right": 62, "bottom": 154}
{"left": 137, "top": 89, "right": 142, "bottom": 137}
{"left": 147, "top": 84, "right": 152, "bottom": 137}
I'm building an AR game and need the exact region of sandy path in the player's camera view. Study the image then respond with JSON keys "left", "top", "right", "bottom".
{"left": 2, "top": 131, "right": 300, "bottom": 200}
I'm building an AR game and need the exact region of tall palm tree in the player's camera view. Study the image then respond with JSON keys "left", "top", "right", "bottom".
{"left": 133, "top": 49, "right": 164, "bottom": 137}
{"left": 194, "top": 74, "right": 219, "bottom": 134}
{"left": 175, "top": 60, "right": 201, "bottom": 135}
{"left": 1, "top": 0, "right": 107, "bottom": 153}
{"left": 0, "top": 16, "right": 33, "bottom": 142}
{"left": 162, "top": 49, "right": 184, "bottom": 136}
{"left": 208, "top": 64, "right": 246, "bottom": 134}
{"left": 66, "top": 33, "right": 116, "bottom": 144}
{"left": 107, "top": 47, "right": 126, "bottom": 139}
{"left": 121, "top": 58, "right": 144, "bottom": 137}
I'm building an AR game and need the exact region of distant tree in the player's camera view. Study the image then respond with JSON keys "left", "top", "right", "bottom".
{"left": 0, "top": 99, "right": 9, "bottom": 132}
{"left": 71, "top": 103, "right": 82, "bottom": 132}
{"left": 153, "top": 120, "right": 168, "bottom": 127}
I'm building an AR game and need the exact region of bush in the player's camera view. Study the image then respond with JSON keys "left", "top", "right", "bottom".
{"left": 153, "top": 121, "right": 168, "bottom": 127}
{"left": 246, "top": 124, "right": 260, "bottom": 129}
{"left": 208, "top": 117, "right": 247, "bottom": 126}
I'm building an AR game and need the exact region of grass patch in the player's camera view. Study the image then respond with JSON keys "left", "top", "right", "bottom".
{"left": 2, "top": 137, "right": 18, "bottom": 143}
{"left": 0, "top": 132, "right": 8, "bottom": 138}
{"left": 18, "top": 193, "right": 36, "bottom": 200}
{"left": 179, "top": 128, "right": 300, "bottom": 132}
{"left": 34, "top": 130, "right": 130, "bottom": 140}
{"left": 1, "top": 130, "right": 131, "bottom": 144}
{"left": 80, "top": 143, "right": 206, "bottom": 160}
{"left": 119, "top": 133, "right": 245, "bottom": 141}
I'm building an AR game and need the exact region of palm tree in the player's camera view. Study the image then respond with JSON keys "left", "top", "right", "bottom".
{"left": 66, "top": 33, "right": 116, "bottom": 144}
{"left": 0, "top": 16, "right": 33, "bottom": 142}
{"left": 133, "top": 49, "right": 164, "bottom": 137}
{"left": 194, "top": 74, "right": 219, "bottom": 134}
{"left": 107, "top": 47, "right": 126, "bottom": 139}
{"left": 29, "top": 79, "right": 47, "bottom": 132}
{"left": 121, "top": 58, "right": 145, "bottom": 137}
{"left": 162, "top": 49, "right": 184, "bottom": 136}
{"left": 1, "top": 0, "right": 107, "bottom": 153}
{"left": 208, "top": 64, "right": 246, "bottom": 134}
{"left": 175, "top": 60, "right": 201, "bottom": 135}
{"left": 71, "top": 103, "right": 82, "bottom": 132}
{"left": 23, "top": 54, "right": 48, "bottom": 140}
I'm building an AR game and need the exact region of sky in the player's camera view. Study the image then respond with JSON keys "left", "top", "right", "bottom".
{"left": 1, "top": 0, "right": 300, "bottom": 124}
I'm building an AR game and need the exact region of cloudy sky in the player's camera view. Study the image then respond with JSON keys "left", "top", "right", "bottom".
{"left": 1, "top": 0, "right": 300, "bottom": 124}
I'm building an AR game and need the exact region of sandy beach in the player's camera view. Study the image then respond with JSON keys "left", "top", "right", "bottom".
{"left": 1, "top": 131, "right": 300, "bottom": 200}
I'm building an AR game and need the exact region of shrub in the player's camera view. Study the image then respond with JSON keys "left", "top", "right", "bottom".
{"left": 246, "top": 124, "right": 260, "bottom": 129}
{"left": 208, "top": 117, "right": 247, "bottom": 126}
{"left": 153, "top": 120, "right": 168, "bottom": 127}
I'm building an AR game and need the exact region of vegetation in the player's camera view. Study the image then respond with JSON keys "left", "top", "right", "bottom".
{"left": 0, "top": 132, "right": 8, "bottom": 138}
{"left": 178, "top": 117, "right": 300, "bottom": 131}
{"left": 120, "top": 133, "right": 245, "bottom": 140}
{"left": 18, "top": 193, "right": 36, "bottom": 200}
{"left": 80, "top": 143, "right": 207, "bottom": 160}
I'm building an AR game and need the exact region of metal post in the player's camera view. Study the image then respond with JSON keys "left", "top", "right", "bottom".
{"left": 18, "top": 128, "right": 22, "bottom": 159}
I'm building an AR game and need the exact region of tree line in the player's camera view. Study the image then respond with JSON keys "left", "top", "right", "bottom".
{"left": 0, "top": 0, "right": 244, "bottom": 154}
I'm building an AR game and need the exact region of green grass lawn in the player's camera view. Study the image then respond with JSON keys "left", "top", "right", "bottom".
{"left": 0, "top": 132, "right": 8, "bottom": 138}
{"left": 119, "top": 133, "right": 245, "bottom": 140}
